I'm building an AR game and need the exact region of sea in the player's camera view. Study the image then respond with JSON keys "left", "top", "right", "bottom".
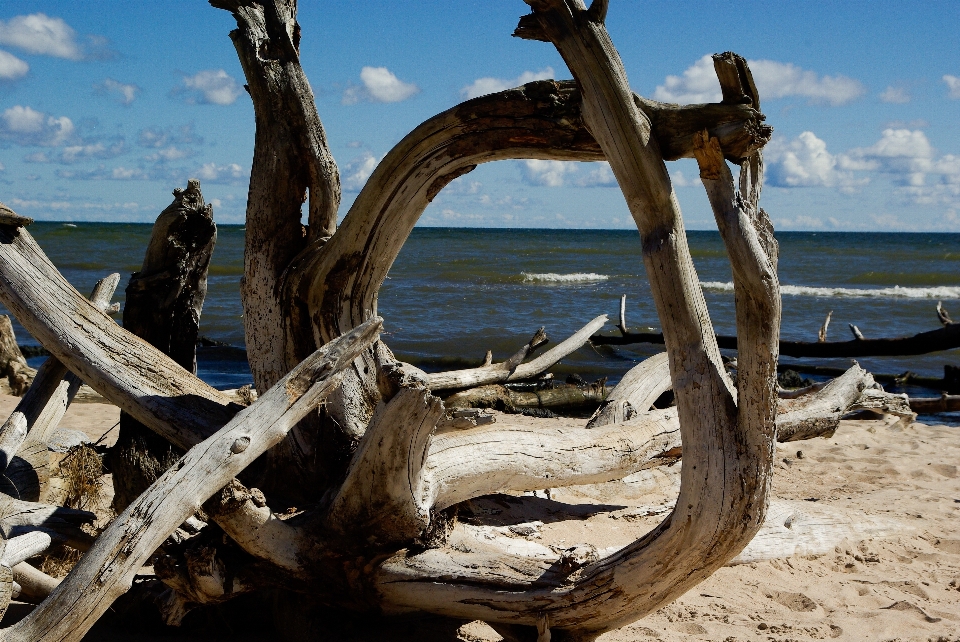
{"left": 5, "top": 223, "right": 960, "bottom": 424}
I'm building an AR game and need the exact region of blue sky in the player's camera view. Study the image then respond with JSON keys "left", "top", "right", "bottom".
{"left": 1, "top": 1, "right": 959, "bottom": 231}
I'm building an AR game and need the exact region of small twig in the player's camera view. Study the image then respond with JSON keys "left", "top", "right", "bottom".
{"left": 937, "top": 301, "right": 953, "bottom": 326}
{"left": 817, "top": 310, "right": 832, "bottom": 343}
{"left": 618, "top": 294, "right": 628, "bottom": 335}
{"left": 848, "top": 324, "right": 865, "bottom": 341}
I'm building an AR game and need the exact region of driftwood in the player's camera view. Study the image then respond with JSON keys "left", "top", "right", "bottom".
{"left": 0, "top": 316, "right": 33, "bottom": 396}
{"left": 587, "top": 352, "right": 671, "bottom": 427}
{"left": 427, "top": 317, "right": 607, "bottom": 391}
{"left": 444, "top": 380, "right": 609, "bottom": 412}
{"left": 0, "top": 275, "right": 119, "bottom": 501}
{"left": 110, "top": 180, "right": 217, "bottom": 511}
{"left": 908, "top": 394, "right": 960, "bottom": 413}
{"left": 593, "top": 299, "right": 960, "bottom": 358}
{"left": 0, "top": 2, "right": 924, "bottom": 640}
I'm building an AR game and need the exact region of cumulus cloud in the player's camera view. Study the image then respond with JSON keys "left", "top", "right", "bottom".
{"left": 343, "top": 152, "right": 379, "bottom": 191}
{"left": 342, "top": 67, "right": 418, "bottom": 105}
{"left": 654, "top": 55, "right": 864, "bottom": 106}
{"left": 0, "top": 105, "right": 75, "bottom": 147}
{"left": 765, "top": 131, "right": 862, "bottom": 190}
{"left": 879, "top": 85, "right": 910, "bottom": 104}
{"left": 24, "top": 138, "right": 125, "bottom": 164}
{"left": 0, "top": 13, "right": 84, "bottom": 59}
{"left": 193, "top": 162, "right": 245, "bottom": 182}
{"left": 521, "top": 159, "right": 620, "bottom": 188}
{"left": 522, "top": 160, "right": 576, "bottom": 187}
{"left": 144, "top": 146, "right": 192, "bottom": 162}
{"left": 56, "top": 165, "right": 148, "bottom": 181}
{"left": 461, "top": 67, "right": 555, "bottom": 99}
{"left": 0, "top": 50, "right": 28, "bottom": 80}
{"left": 96, "top": 78, "right": 139, "bottom": 105}
{"left": 177, "top": 70, "right": 242, "bottom": 105}
{"left": 944, "top": 75, "right": 960, "bottom": 100}
{"left": 768, "top": 128, "right": 960, "bottom": 209}
{"left": 844, "top": 129, "right": 960, "bottom": 206}
{"left": 137, "top": 124, "right": 202, "bottom": 149}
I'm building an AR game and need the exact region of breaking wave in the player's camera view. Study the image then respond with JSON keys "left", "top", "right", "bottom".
{"left": 701, "top": 281, "right": 960, "bottom": 299}
{"left": 521, "top": 272, "right": 610, "bottom": 284}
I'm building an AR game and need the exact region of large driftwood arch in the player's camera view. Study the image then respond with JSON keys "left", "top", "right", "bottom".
{"left": 0, "top": 1, "right": 911, "bottom": 640}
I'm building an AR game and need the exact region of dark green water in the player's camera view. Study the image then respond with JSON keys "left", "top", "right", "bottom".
{"left": 5, "top": 223, "right": 960, "bottom": 421}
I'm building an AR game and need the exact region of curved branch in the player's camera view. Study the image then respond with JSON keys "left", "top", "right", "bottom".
{"left": 586, "top": 352, "right": 670, "bottom": 427}
{"left": 285, "top": 80, "right": 769, "bottom": 352}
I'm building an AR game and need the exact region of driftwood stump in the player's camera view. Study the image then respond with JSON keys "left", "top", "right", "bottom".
{"left": 109, "top": 180, "right": 216, "bottom": 511}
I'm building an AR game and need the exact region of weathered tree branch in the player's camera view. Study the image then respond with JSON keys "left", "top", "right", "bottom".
{"left": 586, "top": 352, "right": 670, "bottom": 428}
{"left": 427, "top": 316, "right": 607, "bottom": 391}
{"left": 5, "top": 317, "right": 381, "bottom": 642}
{"left": 0, "top": 221, "right": 242, "bottom": 451}
{"left": 212, "top": 0, "right": 341, "bottom": 392}
{"left": 372, "top": 7, "right": 777, "bottom": 637}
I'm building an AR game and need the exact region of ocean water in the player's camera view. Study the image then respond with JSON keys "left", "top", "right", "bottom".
{"left": 4, "top": 223, "right": 959, "bottom": 420}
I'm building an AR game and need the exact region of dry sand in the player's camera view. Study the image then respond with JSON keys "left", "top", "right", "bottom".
{"left": 1, "top": 394, "right": 957, "bottom": 641}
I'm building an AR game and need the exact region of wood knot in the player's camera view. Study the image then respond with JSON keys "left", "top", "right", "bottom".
{"left": 230, "top": 436, "right": 250, "bottom": 454}
{"left": 250, "top": 488, "right": 267, "bottom": 507}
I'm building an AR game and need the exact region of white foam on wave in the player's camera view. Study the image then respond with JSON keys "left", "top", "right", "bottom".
{"left": 701, "top": 281, "right": 960, "bottom": 299}
{"left": 522, "top": 272, "right": 609, "bottom": 284}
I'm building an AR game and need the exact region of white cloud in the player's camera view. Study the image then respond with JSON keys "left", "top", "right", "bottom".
{"left": 178, "top": 70, "right": 242, "bottom": 105}
{"left": 0, "top": 50, "right": 28, "bottom": 80}
{"left": 193, "top": 162, "right": 245, "bottom": 182}
{"left": 522, "top": 159, "right": 576, "bottom": 187}
{"left": 138, "top": 124, "right": 202, "bottom": 149}
{"left": 97, "top": 78, "right": 139, "bottom": 105}
{"left": 670, "top": 169, "right": 701, "bottom": 188}
{"left": 768, "top": 128, "right": 960, "bottom": 210}
{"left": 0, "top": 161, "right": 5, "bottom": 171}
{"left": 144, "top": 146, "right": 191, "bottom": 162}
{"left": 773, "top": 215, "right": 827, "bottom": 230}
{"left": 765, "top": 131, "right": 862, "bottom": 190}
{"left": 654, "top": 55, "right": 864, "bottom": 106}
{"left": 24, "top": 139, "right": 125, "bottom": 164}
{"left": 944, "top": 75, "right": 960, "bottom": 100}
{"left": 0, "top": 105, "right": 75, "bottom": 146}
{"left": 343, "top": 67, "right": 418, "bottom": 104}
{"left": 0, "top": 13, "right": 83, "bottom": 60}
{"left": 879, "top": 85, "right": 910, "bottom": 104}
{"left": 461, "top": 67, "right": 555, "bottom": 99}
{"left": 343, "top": 152, "right": 379, "bottom": 191}
{"left": 521, "top": 160, "right": 620, "bottom": 188}
{"left": 576, "top": 162, "right": 617, "bottom": 187}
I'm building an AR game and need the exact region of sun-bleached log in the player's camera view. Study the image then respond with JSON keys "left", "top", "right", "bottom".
{"left": 327, "top": 387, "right": 444, "bottom": 546}
{"left": 6, "top": 318, "right": 381, "bottom": 642}
{"left": 444, "top": 381, "right": 609, "bottom": 412}
{"left": 372, "top": 7, "right": 780, "bottom": 633}
{"left": 427, "top": 316, "right": 607, "bottom": 391}
{"left": 586, "top": 352, "right": 670, "bottom": 428}
{"left": 775, "top": 364, "right": 900, "bottom": 441}
{"left": 0, "top": 275, "right": 119, "bottom": 499}
{"left": 0, "top": 221, "right": 242, "bottom": 451}
{"left": 202, "top": 479, "right": 304, "bottom": 573}
{"left": 424, "top": 408, "right": 679, "bottom": 511}
{"left": 11, "top": 563, "right": 58, "bottom": 603}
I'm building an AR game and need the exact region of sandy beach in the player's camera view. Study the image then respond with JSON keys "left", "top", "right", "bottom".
{"left": 2, "top": 394, "right": 957, "bottom": 641}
